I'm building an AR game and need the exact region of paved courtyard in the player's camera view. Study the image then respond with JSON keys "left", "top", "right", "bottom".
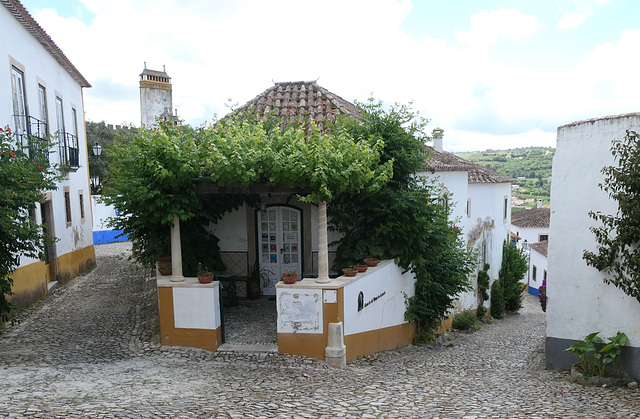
{"left": 1, "top": 243, "right": 639, "bottom": 418}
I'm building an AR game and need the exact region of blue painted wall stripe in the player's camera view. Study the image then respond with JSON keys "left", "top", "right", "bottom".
{"left": 93, "top": 230, "right": 129, "bottom": 245}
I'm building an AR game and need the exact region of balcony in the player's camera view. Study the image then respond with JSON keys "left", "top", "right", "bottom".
{"left": 12, "top": 115, "right": 50, "bottom": 160}
{"left": 59, "top": 132, "right": 79, "bottom": 168}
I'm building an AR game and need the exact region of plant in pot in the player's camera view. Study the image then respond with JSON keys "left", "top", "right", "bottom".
{"left": 342, "top": 266, "right": 358, "bottom": 277}
{"left": 248, "top": 262, "right": 273, "bottom": 299}
{"left": 364, "top": 257, "right": 380, "bottom": 267}
{"left": 281, "top": 270, "right": 298, "bottom": 284}
{"left": 157, "top": 258, "right": 172, "bottom": 276}
{"left": 197, "top": 263, "right": 214, "bottom": 284}
{"left": 354, "top": 264, "right": 368, "bottom": 272}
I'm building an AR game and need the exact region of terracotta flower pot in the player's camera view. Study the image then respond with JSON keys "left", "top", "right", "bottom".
{"left": 281, "top": 274, "right": 298, "bottom": 284}
{"left": 364, "top": 258, "right": 380, "bottom": 267}
{"left": 355, "top": 264, "right": 368, "bottom": 272}
{"left": 342, "top": 268, "right": 358, "bottom": 277}
{"left": 158, "top": 261, "right": 172, "bottom": 276}
{"left": 197, "top": 274, "right": 214, "bottom": 284}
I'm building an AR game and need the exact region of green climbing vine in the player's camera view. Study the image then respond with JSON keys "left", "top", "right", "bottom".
{"left": 583, "top": 129, "right": 640, "bottom": 303}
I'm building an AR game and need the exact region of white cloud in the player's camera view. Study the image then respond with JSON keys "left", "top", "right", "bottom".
{"left": 557, "top": 11, "right": 585, "bottom": 30}
{"left": 454, "top": 9, "right": 543, "bottom": 52}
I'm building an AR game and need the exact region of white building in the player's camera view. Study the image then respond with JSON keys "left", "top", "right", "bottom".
{"left": 547, "top": 113, "right": 640, "bottom": 377}
{"left": 511, "top": 207, "right": 550, "bottom": 295}
{"left": 1, "top": 0, "right": 95, "bottom": 307}
{"left": 419, "top": 133, "right": 514, "bottom": 315}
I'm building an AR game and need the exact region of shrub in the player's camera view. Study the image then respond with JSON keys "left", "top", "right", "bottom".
{"left": 451, "top": 310, "right": 476, "bottom": 330}
{"left": 477, "top": 263, "right": 490, "bottom": 303}
{"left": 490, "top": 280, "right": 505, "bottom": 319}
{"left": 538, "top": 278, "right": 547, "bottom": 312}
{"left": 499, "top": 241, "right": 529, "bottom": 312}
{"left": 476, "top": 305, "right": 487, "bottom": 318}
{"left": 565, "top": 331, "right": 628, "bottom": 378}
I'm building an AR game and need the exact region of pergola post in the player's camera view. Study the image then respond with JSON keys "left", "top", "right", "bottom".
{"left": 316, "top": 201, "right": 331, "bottom": 284}
{"left": 170, "top": 214, "right": 185, "bottom": 282}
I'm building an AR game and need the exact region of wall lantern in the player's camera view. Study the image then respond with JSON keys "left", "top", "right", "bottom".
{"left": 92, "top": 142, "right": 102, "bottom": 157}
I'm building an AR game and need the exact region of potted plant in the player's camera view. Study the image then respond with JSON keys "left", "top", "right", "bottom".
{"left": 364, "top": 257, "right": 380, "bottom": 267}
{"left": 355, "top": 264, "right": 368, "bottom": 272}
{"left": 342, "top": 267, "right": 358, "bottom": 277}
{"left": 281, "top": 270, "right": 298, "bottom": 284}
{"left": 197, "top": 263, "right": 214, "bottom": 284}
{"left": 157, "top": 257, "right": 172, "bottom": 276}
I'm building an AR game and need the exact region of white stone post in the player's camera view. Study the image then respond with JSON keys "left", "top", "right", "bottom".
{"left": 316, "top": 201, "right": 331, "bottom": 283}
{"left": 325, "top": 322, "right": 346, "bottom": 368}
{"left": 170, "top": 214, "right": 185, "bottom": 282}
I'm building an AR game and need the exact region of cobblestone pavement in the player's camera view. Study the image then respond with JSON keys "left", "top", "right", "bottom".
{"left": 1, "top": 242, "right": 639, "bottom": 418}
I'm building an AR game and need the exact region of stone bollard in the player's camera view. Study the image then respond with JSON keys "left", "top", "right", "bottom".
{"left": 325, "top": 322, "right": 346, "bottom": 368}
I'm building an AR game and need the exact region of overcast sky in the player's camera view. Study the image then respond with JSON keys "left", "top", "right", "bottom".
{"left": 19, "top": 0, "right": 640, "bottom": 151}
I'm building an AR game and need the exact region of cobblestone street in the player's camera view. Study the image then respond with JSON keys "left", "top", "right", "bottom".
{"left": 1, "top": 243, "right": 639, "bottom": 418}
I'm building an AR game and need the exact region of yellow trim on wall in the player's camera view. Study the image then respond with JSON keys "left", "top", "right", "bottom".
{"left": 157, "top": 286, "right": 222, "bottom": 351}
{"left": 55, "top": 245, "right": 96, "bottom": 284}
{"left": 8, "top": 260, "right": 47, "bottom": 308}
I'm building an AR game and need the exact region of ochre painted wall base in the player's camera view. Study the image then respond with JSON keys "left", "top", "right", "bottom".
{"left": 9, "top": 245, "right": 96, "bottom": 308}
{"left": 157, "top": 286, "right": 222, "bottom": 352}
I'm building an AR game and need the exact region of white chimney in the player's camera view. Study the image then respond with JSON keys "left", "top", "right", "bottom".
{"left": 432, "top": 127, "right": 444, "bottom": 152}
{"left": 537, "top": 199, "right": 542, "bottom": 208}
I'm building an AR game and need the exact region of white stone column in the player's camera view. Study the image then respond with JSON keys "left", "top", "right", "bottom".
{"left": 316, "top": 201, "right": 331, "bottom": 283}
{"left": 170, "top": 214, "right": 185, "bottom": 282}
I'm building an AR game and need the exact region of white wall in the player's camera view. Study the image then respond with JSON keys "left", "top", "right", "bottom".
{"left": 548, "top": 114, "right": 640, "bottom": 364}
{"left": 211, "top": 205, "right": 249, "bottom": 252}
{"left": 528, "top": 247, "right": 547, "bottom": 291}
{"left": 1, "top": 5, "right": 93, "bottom": 267}
{"left": 343, "top": 261, "right": 415, "bottom": 336}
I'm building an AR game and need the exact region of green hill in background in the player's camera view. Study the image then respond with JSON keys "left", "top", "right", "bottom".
{"left": 457, "top": 147, "right": 555, "bottom": 209}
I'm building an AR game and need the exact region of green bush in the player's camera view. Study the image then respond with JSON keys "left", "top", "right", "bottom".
{"left": 490, "top": 280, "right": 505, "bottom": 319}
{"left": 499, "top": 241, "right": 529, "bottom": 312}
{"left": 476, "top": 305, "right": 487, "bottom": 318}
{"left": 451, "top": 310, "right": 476, "bottom": 330}
{"left": 477, "top": 263, "right": 490, "bottom": 303}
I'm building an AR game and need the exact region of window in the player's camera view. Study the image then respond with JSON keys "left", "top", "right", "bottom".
{"left": 78, "top": 190, "right": 85, "bottom": 222}
{"left": 532, "top": 265, "right": 537, "bottom": 282}
{"left": 11, "top": 66, "right": 28, "bottom": 139}
{"left": 439, "top": 187, "right": 449, "bottom": 212}
{"left": 466, "top": 198, "right": 471, "bottom": 218}
{"left": 503, "top": 196, "right": 508, "bottom": 221}
{"left": 72, "top": 108, "right": 78, "bottom": 137}
{"left": 38, "top": 84, "right": 48, "bottom": 135}
{"left": 539, "top": 234, "right": 549, "bottom": 242}
{"left": 55, "top": 96, "right": 65, "bottom": 138}
{"left": 64, "top": 187, "right": 72, "bottom": 226}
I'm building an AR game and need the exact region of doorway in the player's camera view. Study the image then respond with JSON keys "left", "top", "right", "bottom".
{"left": 40, "top": 200, "right": 57, "bottom": 283}
{"left": 257, "top": 206, "right": 302, "bottom": 295}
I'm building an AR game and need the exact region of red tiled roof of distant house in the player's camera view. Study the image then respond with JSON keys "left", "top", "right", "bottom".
{"left": 511, "top": 207, "right": 550, "bottom": 228}
{"left": 530, "top": 241, "right": 548, "bottom": 257}
{"left": 423, "top": 149, "right": 514, "bottom": 184}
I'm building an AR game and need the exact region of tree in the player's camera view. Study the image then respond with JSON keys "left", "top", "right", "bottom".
{"left": 0, "top": 126, "right": 59, "bottom": 321}
{"left": 498, "top": 241, "right": 529, "bottom": 312}
{"left": 583, "top": 129, "right": 640, "bottom": 302}
{"left": 329, "top": 100, "right": 475, "bottom": 336}
{"left": 102, "top": 117, "right": 391, "bottom": 271}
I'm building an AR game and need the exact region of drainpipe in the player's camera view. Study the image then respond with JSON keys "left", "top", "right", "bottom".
{"left": 316, "top": 201, "right": 330, "bottom": 283}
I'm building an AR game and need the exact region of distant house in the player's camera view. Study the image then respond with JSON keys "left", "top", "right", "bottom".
{"left": 419, "top": 135, "right": 514, "bottom": 315}
{"left": 511, "top": 207, "right": 550, "bottom": 295}
{"left": 1, "top": 0, "right": 95, "bottom": 307}
{"left": 547, "top": 113, "right": 640, "bottom": 378}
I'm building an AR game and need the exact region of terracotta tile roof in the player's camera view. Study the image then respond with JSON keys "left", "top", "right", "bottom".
{"left": 511, "top": 207, "right": 550, "bottom": 228}
{"left": 530, "top": 241, "right": 548, "bottom": 257}
{"left": 423, "top": 148, "right": 514, "bottom": 184}
{"left": 237, "top": 81, "right": 361, "bottom": 126}
{"left": 2, "top": 0, "right": 91, "bottom": 87}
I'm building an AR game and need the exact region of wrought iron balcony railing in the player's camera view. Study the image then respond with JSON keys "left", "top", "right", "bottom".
{"left": 12, "top": 115, "right": 50, "bottom": 160}
{"left": 58, "top": 131, "right": 79, "bottom": 168}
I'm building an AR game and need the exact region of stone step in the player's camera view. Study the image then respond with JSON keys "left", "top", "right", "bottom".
{"left": 217, "top": 343, "right": 278, "bottom": 353}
